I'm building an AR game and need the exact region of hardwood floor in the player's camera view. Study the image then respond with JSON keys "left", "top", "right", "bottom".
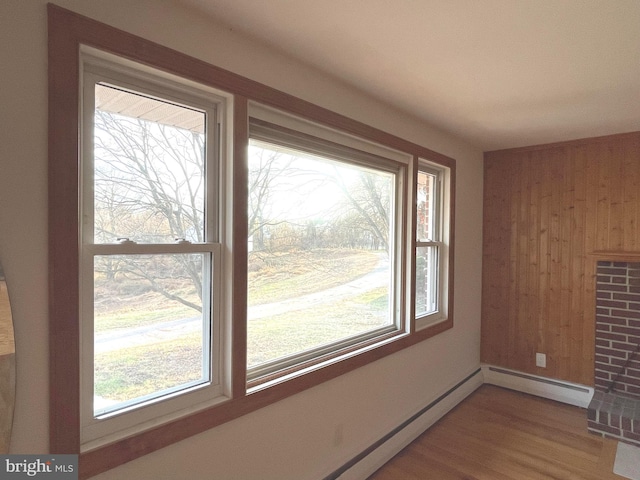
{"left": 369, "top": 385, "right": 625, "bottom": 480}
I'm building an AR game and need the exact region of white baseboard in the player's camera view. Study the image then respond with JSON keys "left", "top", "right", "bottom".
{"left": 331, "top": 368, "right": 483, "bottom": 480}
{"left": 481, "top": 364, "right": 594, "bottom": 408}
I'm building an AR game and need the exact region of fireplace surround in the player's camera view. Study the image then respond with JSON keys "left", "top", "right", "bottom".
{"left": 588, "top": 260, "right": 640, "bottom": 446}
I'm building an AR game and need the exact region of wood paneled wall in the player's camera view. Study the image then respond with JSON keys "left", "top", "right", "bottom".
{"left": 481, "top": 132, "right": 640, "bottom": 386}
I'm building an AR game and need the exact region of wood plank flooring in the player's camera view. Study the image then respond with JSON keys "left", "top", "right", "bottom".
{"left": 368, "top": 385, "right": 625, "bottom": 480}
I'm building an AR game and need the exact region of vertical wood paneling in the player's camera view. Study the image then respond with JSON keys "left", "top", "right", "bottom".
{"left": 511, "top": 153, "right": 526, "bottom": 368}
{"left": 559, "top": 148, "right": 573, "bottom": 379}
{"left": 481, "top": 156, "right": 511, "bottom": 366}
{"left": 622, "top": 136, "right": 640, "bottom": 251}
{"left": 582, "top": 142, "right": 599, "bottom": 382}
{"left": 528, "top": 152, "right": 541, "bottom": 368}
{"left": 537, "top": 150, "right": 551, "bottom": 364}
{"left": 548, "top": 149, "right": 562, "bottom": 375}
{"left": 482, "top": 132, "right": 640, "bottom": 386}
{"left": 570, "top": 145, "right": 587, "bottom": 381}
{"left": 595, "top": 144, "right": 611, "bottom": 250}
{"left": 608, "top": 142, "right": 624, "bottom": 250}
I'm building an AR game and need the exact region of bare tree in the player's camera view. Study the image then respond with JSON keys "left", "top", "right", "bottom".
{"left": 330, "top": 168, "right": 391, "bottom": 251}
{"left": 248, "top": 142, "right": 393, "bottom": 254}
{"left": 247, "top": 147, "right": 292, "bottom": 251}
{"left": 94, "top": 110, "right": 205, "bottom": 243}
{"left": 247, "top": 144, "right": 336, "bottom": 253}
{"left": 94, "top": 110, "right": 205, "bottom": 311}
{"left": 94, "top": 107, "right": 394, "bottom": 312}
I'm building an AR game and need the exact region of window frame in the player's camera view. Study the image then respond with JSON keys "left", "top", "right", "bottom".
{"left": 48, "top": 5, "right": 455, "bottom": 477}
{"left": 415, "top": 160, "right": 451, "bottom": 330}
{"left": 78, "top": 54, "right": 232, "bottom": 448}
{"left": 245, "top": 111, "right": 410, "bottom": 389}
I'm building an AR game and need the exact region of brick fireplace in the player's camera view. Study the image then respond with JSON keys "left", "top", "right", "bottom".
{"left": 587, "top": 260, "right": 640, "bottom": 446}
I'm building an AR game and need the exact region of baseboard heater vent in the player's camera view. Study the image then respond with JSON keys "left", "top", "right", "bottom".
{"left": 487, "top": 366, "right": 591, "bottom": 393}
{"left": 483, "top": 365, "right": 593, "bottom": 409}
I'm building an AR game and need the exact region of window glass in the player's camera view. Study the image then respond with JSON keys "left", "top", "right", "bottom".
{"left": 93, "top": 83, "right": 206, "bottom": 244}
{"left": 93, "top": 253, "right": 210, "bottom": 416}
{"left": 416, "top": 170, "right": 437, "bottom": 242}
{"left": 415, "top": 245, "right": 438, "bottom": 317}
{"left": 247, "top": 137, "right": 397, "bottom": 377}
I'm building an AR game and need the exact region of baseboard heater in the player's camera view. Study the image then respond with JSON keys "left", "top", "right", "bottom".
{"left": 487, "top": 366, "right": 591, "bottom": 392}
{"left": 482, "top": 365, "right": 593, "bottom": 408}
{"left": 323, "top": 367, "right": 483, "bottom": 480}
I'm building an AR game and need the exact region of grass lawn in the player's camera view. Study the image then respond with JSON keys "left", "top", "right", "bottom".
{"left": 95, "top": 332, "right": 203, "bottom": 402}
{"left": 247, "top": 248, "right": 380, "bottom": 305}
{"left": 247, "top": 286, "right": 388, "bottom": 366}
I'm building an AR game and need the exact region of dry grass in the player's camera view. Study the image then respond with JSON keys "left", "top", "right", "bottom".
{"left": 248, "top": 248, "right": 380, "bottom": 304}
{"left": 95, "top": 333, "right": 203, "bottom": 401}
{"left": 94, "top": 248, "right": 386, "bottom": 403}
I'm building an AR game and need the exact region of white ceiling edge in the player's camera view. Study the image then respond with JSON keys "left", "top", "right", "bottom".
{"left": 172, "top": 0, "right": 640, "bottom": 151}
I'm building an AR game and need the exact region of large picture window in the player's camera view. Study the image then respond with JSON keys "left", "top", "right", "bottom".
{"left": 246, "top": 114, "right": 407, "bottom": 386}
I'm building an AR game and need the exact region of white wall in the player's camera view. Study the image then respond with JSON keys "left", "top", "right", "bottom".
{"left": 0, "top": 1, "right": 483, "bottom": 478}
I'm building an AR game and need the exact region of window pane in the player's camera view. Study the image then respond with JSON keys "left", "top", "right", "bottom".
{"left": 93, "top": 253, "right": 210, "bottom": 416}
{"left": 93, "top": 84, "right": 206, "bottom": 244}
{"left": 415, "top": 245, "right": 438, "bottom": 317}
{"left": 247, "top": 140, "right": 395, "bottom": 370}
{"left": 417, "top": 170, "right": 437, "bottom": 242}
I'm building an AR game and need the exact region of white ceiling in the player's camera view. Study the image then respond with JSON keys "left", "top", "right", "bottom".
{"left": 175, "top": 0, "right": 640, "bottom": 151}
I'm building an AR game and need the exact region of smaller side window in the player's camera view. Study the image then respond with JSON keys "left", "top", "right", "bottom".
{"left": 415, "top": 161, "right": 449, "bottom": 328}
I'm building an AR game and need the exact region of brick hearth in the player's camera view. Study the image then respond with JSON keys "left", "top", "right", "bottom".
{"left": 588, "top": 260, "right": 640, "bottom": 447}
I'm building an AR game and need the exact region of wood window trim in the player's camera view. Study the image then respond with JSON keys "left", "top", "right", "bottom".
{"left": 48, "top": 4, "right": 456, "bottom": 478}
